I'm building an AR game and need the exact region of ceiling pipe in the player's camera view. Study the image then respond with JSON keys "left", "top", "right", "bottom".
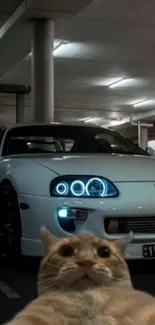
{"left": 130, "top": 115, "right": 153, "bottom": 148}
{"left": 130, "top": 115, "right": 154, "bottom": 128}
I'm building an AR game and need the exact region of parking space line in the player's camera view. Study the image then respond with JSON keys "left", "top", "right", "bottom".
{"left": 0, "top": 281, "right": 21, "bottom": 299}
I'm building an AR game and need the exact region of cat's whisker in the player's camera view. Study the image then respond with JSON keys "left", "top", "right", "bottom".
{"left": 110, "top": 265, "right": 126, "bottom": 271}
{"left": 40, "top": 272, "right": 60, "bottom": 276}
{"left": 39, "top": 278, "right": 59, "bottom": 287}
{"left": 41, "top": 262, "right": 61, "bottom": 269}
{"left": 39, "top": 278, "right": 54, "bottom": 283}
{"left": 39, "top": 278, "right": 60, "bottom": 290}
{"left": 40, "top": 275, "right": 60, "bottom": 282}
{"left": 110, "top": 275, "right": 128, "bottom": 282}
{"left": 40, "top": 284, "right": 54, "bottom": 292}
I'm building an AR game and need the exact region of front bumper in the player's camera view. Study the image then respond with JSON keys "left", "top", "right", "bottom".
{"left": 21, "top": 238, "right": 152, "bottom": 259}
{"left": 19, "top": 181, "right": 155, "bottom": 258}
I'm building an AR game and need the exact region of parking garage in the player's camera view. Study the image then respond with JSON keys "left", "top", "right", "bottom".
{"left": 1, "top": 0, "right": 155, "bottom": 323}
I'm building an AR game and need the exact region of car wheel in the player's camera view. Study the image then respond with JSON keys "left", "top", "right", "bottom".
{"left": 0, "top": 181, "right": 21, "bottom": 259}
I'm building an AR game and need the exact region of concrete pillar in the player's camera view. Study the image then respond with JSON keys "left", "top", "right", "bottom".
{"left": 31, "top": 19, "right": 54, "bottom": 123}
{"left": 140, "top": 127, "right": 148, "bottom": 150}
{"left": 16, "top": 92, "right": 25, "bottom": 123}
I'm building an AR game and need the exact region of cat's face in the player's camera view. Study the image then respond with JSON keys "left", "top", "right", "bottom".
{"left": 38, "top": 227, "right": 133, "bottom": 293}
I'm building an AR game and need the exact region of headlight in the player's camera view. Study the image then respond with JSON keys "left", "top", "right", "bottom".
{"left": 50, "top": 175, "right": 118, "bottom": 198}
{"left": 56, "top": 182, "right": 69, "bottom": 195}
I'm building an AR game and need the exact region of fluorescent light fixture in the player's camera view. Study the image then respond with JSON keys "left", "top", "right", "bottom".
{"left": 83, "top": 117, "right": 93, "bottom": 122}
{"left": 84, "top": 117, "right": 97, "bottom": 123}
{"left": 108, "top": 78, "right": 125, "bottom": 88}
{"left": 109, "top": 120, "right": 124, "bottom": 126}
{"left": 133, "top": 99, "right": 154, "bottom": 107}
{"left": 108, "top": 78, "right": 141, "bottom": 89}
{"left": 53, "top": 41, "right": 68, "bottom": 56}
{"left": 78, "top": 117, "right": 93, "bottom": 122}
{"left": 28, "top": 40, "right": 68, "bottom": 57}
{"left": 89, "top": 77, "right": 125, "bottom": 87}
{"left": 130, "top": 99, "right": 146, "bottom": 106}
{"left": 101, "top": 118, "right": 126, "bottom": 128}
{"left": 84, "top": 117, "right": 103, "bottom": 124}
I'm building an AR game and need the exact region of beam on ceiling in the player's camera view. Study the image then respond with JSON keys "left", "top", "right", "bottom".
{"left": 0, "top": 0, "right": 94, "bottom": 38}
{"left": 0, "top": 0, "right": 94, "bottom": 80}
{"left": 133, "top": 109, "right": 155, "bottom": 121}
{"left": 54, "top": 107, "right": 129, "bottom": 112}
{"left": 0, "top": 84, "right": 31, "bottom": 94}
{"left": 104, "top": 109, "right": 155, "bottom": 129}
{"left": 0, "top": 2, "right": 25, "bottom": 39}
{"left": 0, "top": 23, "right": 32, "bottom": 78}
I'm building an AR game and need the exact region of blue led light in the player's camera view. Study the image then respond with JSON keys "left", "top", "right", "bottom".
{"left": 56, "top": 182, "right": 68, "bottom": 195}
{"left": 86, "top": 177, "right": 106, "bottom": 197}
{"left": 57, "top": 208, "right": 68, "bottom": 218}
{"left": 52, "top": 176, "right": 118, "bottom": 198}
{"left": 70, "top": 180, "right": 85, "bottom": 196}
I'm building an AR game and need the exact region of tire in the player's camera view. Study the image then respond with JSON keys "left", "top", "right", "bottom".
{"left": 0, "top": 181, "right": 21, "bottom": 259}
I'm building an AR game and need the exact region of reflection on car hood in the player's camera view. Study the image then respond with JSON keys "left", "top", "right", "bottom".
{"left": 11, "top": 153, "right": 155, "bottom": 182}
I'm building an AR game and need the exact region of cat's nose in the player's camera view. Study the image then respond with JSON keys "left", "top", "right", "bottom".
{"left": 77, "top": 260, "right": 95, "bottom": 268}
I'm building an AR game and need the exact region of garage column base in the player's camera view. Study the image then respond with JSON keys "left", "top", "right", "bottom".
{"left": 16, "top": 92, "right": 25, "bottom": 123}
{"left": 140, "top": 127, "right": 148, "bottom": 150}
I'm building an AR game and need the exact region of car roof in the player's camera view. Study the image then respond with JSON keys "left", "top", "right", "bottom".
{"left": 2, "top": 122, "right": 108, "bottom": 132}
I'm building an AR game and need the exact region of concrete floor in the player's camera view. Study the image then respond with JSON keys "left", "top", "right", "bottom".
{"left": 0, "top": 259, "right": 155, "bottom": 324}
{"left": 0, "top": 257, "right": 39, "bottom": 324}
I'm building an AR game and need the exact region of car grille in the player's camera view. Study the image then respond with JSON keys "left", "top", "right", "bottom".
{"left": 104, "top": 217, "right": 155, "bottom": 234}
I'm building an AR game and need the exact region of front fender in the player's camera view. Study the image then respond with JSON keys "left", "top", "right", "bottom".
{"left": 6, "top": 164, "right": 58, "bottom": 196}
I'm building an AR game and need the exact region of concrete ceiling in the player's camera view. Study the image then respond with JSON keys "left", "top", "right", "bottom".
{"left": 0, "top": 0, "right": 22, "bottom": 27}
{"left": 0, "top": 0, "right": 155, "bottom": 132}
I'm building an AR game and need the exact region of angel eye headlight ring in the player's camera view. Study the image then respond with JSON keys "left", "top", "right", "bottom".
{"left": 56, "top": 182, "right": 68, "bottom": 195}
{"left": 86, "top": 177, "right": 106, "bottom": 197}
{"left": 50, "top": 175, "right": 119, "bottom": 198}
{"left": 70, "top": 180, "right": 85, "bottom": 196}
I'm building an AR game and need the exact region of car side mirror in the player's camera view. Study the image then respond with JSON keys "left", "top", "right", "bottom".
{"left": 146, "top": 147, "right": 155, "bottom": 156}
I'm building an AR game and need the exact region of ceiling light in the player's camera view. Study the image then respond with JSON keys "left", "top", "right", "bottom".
{"left": 83, "top": 117, "right": 93, "bottom": 122}
{"left": 109, "top": 120, "right": 124, "bottom": 126}
{"left": 53, "top": 41, "right": 68, "bottom": 56}
{"left": 130, "top": 99, "right": 146, "bottom": 106}
{"left": 84, "top": 118, "right": 98, "bottom": 123}
{"left": 133, "top": 99, "right": 154, "bottom": 107}
{"left": 101, "top": 118, "right": 125, "bottom": 128}
{"left": 84, "top": 117, "right": 105, "bottom": 124}
{"left": 108, "top": 78, "right": 142, "bottom": 89}
{"left": 28, "top": 40, "right": 68, "bottom": 57}
{"left": 108, "top": 78, "right": 125, "bottom": 88}
{"left": 78, "top": 117, "right": 92, "bottom": 122}
{"left": 89, "top": 77, "right": 125, "bottom": 87}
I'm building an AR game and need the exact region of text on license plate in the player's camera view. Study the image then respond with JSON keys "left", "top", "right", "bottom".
{"left": 143, "top": 244, "right": 155, "bottom": 258}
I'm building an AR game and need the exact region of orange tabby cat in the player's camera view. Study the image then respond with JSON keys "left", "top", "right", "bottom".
{"left": 6, "top": 227, "right": 155, "bottom": 325}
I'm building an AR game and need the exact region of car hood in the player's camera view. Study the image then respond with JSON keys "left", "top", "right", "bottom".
{"left": 22, "top": 153, "right": 155, "bottom": 182}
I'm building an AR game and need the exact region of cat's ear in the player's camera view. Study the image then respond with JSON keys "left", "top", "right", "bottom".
{"left": 113, "top": 231, "right": 134, "bottom": 254}
{"left": 40, "top": 226, "right": 58, "bottom": 248}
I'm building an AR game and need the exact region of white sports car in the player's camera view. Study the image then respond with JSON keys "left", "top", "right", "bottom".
{"left": 0, "top": 123, "right": 154, "bottom": 260}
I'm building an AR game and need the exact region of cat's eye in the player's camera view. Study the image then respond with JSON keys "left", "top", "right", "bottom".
{"left": 97, "top": 246, "right": 111, "bottom": 258}
{"left": 59, "top": 245, "right": 74, "bottom": 257}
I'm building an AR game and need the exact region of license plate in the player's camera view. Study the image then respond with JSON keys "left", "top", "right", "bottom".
{"left": 143, "top": 244, "right": 155, "bottom": 258}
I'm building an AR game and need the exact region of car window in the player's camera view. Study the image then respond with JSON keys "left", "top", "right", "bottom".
{"left": 2, "top": 125, "right": 147, "bottom": 156}
{"left": 26, "top": 138, "right": 74, "bottom": 153}
{"left": 95, "top": 133, "right": 137, "bottom": 154}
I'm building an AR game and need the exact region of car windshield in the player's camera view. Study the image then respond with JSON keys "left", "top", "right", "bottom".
{"left": 3, "top": 124, "right": 148, "bottom": 156}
